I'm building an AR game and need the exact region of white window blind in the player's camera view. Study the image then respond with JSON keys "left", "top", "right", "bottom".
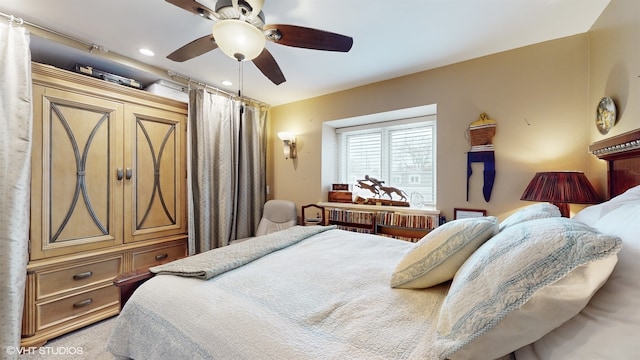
{"left": 337, "top": 116, "right": 436, "bottom": 205}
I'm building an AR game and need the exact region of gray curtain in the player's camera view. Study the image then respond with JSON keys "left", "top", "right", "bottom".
{"left": 189, "top": 88, "right": 267, "bottom": 253}
{"left": 0, "top": 22, "right": 32, "bottom": 359}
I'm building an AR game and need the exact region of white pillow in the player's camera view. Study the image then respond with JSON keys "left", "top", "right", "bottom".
{"left": 516, "top": 203, "right": 640, "bottom": 359}
{"left": 435, "top": 217, "right": 622, "bottom": 360}
{"left": 498, "top": 203, "right": 560, "bottom": 231}
{"left": 390, "top": 217, "right": 498, "bottom": 289}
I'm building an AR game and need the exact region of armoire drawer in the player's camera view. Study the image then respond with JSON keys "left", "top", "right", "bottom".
{"left": 36, "top": 284, "right": 119, "bottom": 331}
{"left": 36, "top": 257, "right": 122, "bottom": 299}
{"left": 132, "top": 242, "right": 187, "bottom": 270}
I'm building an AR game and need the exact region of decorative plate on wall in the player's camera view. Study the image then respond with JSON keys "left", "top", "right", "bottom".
{"left": 595, "top": 97, "right": 617, "bottom": 135}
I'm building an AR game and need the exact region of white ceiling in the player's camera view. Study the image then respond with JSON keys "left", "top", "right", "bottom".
{"left": 1, "top": 0, "right": 610, "bottom": 106}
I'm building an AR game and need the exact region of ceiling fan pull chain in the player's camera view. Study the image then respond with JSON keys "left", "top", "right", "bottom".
{"left": 237, "top": 58, "right": 242, "bottom": 98}
{"left": 238, "top": 59, "right": 245, "bottom": 116}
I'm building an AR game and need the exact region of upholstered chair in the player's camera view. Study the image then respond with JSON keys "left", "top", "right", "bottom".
{"left": 254, "top": 199, "right": 298, "bottom": 236}
{"left": 232, "top": 200, "right": 297, "bottom": 243}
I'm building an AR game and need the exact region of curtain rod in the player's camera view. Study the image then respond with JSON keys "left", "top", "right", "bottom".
{"left": 167, "top": 70, "right": 267, "bottom": 108}
{"left": 0, "top": 10, "right": 268, "bottom": 108}
{"left": 1, "top": 11, "right": 97, "bottom": 49}
{"left": 0, "top": 11, "right": 23, "bottom": 25}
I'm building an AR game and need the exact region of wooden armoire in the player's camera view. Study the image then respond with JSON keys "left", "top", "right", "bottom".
{"left": 22, "top": 63, "right": 189, "bottom": 346}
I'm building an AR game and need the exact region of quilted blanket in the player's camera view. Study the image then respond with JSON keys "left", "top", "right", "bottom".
{"left": 107, "top": 228, "right": 450, "bottom": 360}
{"left": 149, "top": 225, "right": 336, "bottom": 279}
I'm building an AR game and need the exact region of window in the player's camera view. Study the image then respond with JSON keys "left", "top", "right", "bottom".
{"left": 336, "top": 115, "right": 436, "bottom": 206}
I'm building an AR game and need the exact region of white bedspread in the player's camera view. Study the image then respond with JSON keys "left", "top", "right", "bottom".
{"left": 106, "top": 228, "right": 449, "bottom": 360}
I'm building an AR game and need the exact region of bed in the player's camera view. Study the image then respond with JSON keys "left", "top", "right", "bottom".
{"left": 106, "top": 129, "right": 640, "bottom": 360}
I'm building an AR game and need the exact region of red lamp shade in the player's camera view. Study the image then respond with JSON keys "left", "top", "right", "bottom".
{"left": 521, "top": 171, "right": 601, "bottom": 217}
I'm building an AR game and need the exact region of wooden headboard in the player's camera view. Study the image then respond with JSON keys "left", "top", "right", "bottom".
{"left": 589, "top": 128, "right": 640, "bottom": 199}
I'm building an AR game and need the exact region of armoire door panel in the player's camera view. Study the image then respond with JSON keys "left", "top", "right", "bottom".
{"left": 30, "top": 86, "right": 124, "bottom": 259}
{"left": 124, "top": 105, "right": 186, "bottom": 243}
{"left": 135, "top": 118, "right": 177, "bottom": 229}
{"left": 49, "top": 104, "right": 110, "bottom": 242}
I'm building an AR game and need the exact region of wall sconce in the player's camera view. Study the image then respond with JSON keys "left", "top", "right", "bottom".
{"left": 277, "top": 132, "right": 297, "bottom": 159}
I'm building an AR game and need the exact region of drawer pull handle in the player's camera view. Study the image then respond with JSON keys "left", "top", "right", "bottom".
{"left": 73, "top": 298, "right": 93, "bottom": 308}
{"left": 155, "top": 253, "right": 168, "bottom": 261}
{"left": 72, "top": 271, "right": 93, "bottom": 281}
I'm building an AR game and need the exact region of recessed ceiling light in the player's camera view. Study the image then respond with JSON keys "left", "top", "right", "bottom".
{"left": 222, "top": 80, "right": 233, "bottom": 86}
{"left": 138, "top": 48, "right": 155, "bottom": 56}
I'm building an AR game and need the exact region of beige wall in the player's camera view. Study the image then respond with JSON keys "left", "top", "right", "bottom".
{"left": 269, "top": 0, "right": 638, "bottom": 221}
{"left": 587, "top": 0, "right": 640, "bottom": 192}
{"left": 270, "top": 34, "right": 590, "bottom": 221}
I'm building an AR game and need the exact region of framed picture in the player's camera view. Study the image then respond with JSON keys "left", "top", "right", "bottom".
{"left": 454, "top": 208, "right": 487, "bottom": 220}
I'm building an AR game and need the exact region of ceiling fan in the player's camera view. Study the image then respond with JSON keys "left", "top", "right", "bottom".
{"left": 165, "top": 0, "right": 354, "bottom": 85}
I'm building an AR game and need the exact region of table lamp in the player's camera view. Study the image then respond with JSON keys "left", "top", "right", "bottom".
{"left": 520, "top": 171, "right": 600, "bottom": 217}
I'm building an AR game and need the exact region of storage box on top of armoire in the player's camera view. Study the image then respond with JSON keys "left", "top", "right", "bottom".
{"left": 145, "top": 79, "right": 189, "bottom": 103}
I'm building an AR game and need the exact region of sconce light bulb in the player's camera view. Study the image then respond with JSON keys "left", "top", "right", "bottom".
{"left": 277, "top": 132, "right": 295, "bottom": 142}
{"left": 278, "top": 131, "right": 296, "bottom": 159}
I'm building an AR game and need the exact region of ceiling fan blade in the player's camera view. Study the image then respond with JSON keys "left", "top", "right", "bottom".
{"left": 263, "top": 24, "right": 353, "bottom": 52}
{"left": 167, "top": 35, "right": 218, "bottom": 62}
{"left": 252, "top": 48, "right": 286, "bottom": 85}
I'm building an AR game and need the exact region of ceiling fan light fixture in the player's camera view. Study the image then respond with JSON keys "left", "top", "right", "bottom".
{"left": 212, "top": 19, "right": 265, "bottom": 61}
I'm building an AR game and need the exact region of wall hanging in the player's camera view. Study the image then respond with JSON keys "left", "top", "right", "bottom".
{"left": 466, "top": 112, "right": 497, "bottom": 202}
{"left": 595, "top": 97, "right": 616, "bottom": 135}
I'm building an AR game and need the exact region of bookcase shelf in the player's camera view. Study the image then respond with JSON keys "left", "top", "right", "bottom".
{"left": 375, "top": 224, "right": 430, "bottom": 242}
{"left": 330, "top": 220, "right": 376, "bottom": 233}
{"left": 327, "top": 208, "right": 376, "bottom": 234}
{"left": 321, "top": 203, "right": 440, "bottom": 242}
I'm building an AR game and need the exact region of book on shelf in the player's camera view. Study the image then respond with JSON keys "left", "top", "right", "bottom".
{"left": 328, "top": 208, "right": 375, "bottom": 225}
{"left": 375, "top": 212, "right": 439, "bottom": 230}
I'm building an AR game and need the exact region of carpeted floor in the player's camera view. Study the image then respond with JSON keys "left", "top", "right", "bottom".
{"left": 19, "top": 317, "right": 116, "bottom": 359}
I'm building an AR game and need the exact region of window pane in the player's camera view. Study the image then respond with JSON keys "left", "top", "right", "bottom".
{"left": 337, "top": 117, "right": 436, "bottom": 206}
{"left": 387, "top": 125, "right": 434, "bottom": 204}
{"left": 344, "top": 132, "right": 381, "bottom": 185}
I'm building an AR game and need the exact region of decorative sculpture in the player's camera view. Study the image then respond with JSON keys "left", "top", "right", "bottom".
{"left": 364, "top": 175, "right": 384, "bottom": 187}
{"left": 355, "top": 175, "right": 409, "bottom": 206}
{"left": 355, "top": 180, "right": 380, "bottom": 197}
{"left": 379, "top": 186, "right": 408, "bottom": 201}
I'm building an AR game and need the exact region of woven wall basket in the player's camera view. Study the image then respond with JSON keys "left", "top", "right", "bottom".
{"left": 469, "top": 125, "right": 496, "bottom": 146}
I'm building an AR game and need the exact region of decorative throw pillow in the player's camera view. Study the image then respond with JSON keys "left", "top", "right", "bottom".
{"left": 390, "top": 216, "right": 498, "bottom": 289}
{"left": 516, "top": 203, "right": 640, "bottom": 360}
{"left": 498, "top": 202, "right": 560, "bottom": 231}
{"left": 435, "top": 217, "right": 622, "bottom": 360}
